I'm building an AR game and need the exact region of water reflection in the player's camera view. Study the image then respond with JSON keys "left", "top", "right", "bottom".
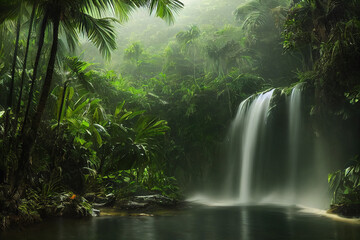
{"left": 2, "top": 206, "right": 360, "bottom": 240}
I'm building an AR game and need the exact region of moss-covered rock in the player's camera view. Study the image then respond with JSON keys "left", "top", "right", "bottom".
{"left": 112, "top": 194, "right": 186, "bottom": 213}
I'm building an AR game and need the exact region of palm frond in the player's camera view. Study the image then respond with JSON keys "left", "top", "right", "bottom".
{"left": 111, "top": 0, "right": 139, "bottom": 23}
{"left": 146, "top": 0, "right": 183, "bottom": 24}
{"left": 65, "top": 57, "right": 96, "bottom": 92}
{"left": 77, "top": 13, "right": 118, "bottom": 59}
{"left": 60, "top": 20, "right": 80, "bottom": 53}
{"left": 242, "top": 11, "right": 269, "bottom": 31}
{"left": 234, "top": 0, "right": 262, "bottom": 21}
{"left": 66, "top": 57, "right": 94, "bottom": 74}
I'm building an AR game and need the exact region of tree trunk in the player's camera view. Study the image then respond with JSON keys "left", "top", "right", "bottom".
{"left": 15, "top": 5, "right": 36, "bottom": 121}
{"left": 57, "top": 81, "right": 70, "bottom": 130}
{"left": 4, "top": 15, "right": 21, "bottom": 136}
{"left": 50, "top": 81, "right": 69, "bottom": 170}
{"left": 32, "top": 14, "right": 60, "bottom": 132}
{"left": 13, "top": 13, "right": 60, "bottom": 193}
{"left": 21, "top": 13, "right": 48, "bottom": 134}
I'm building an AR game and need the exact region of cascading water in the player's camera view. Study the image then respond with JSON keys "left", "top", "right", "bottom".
{"left": 224, "top": 89, "right": 275, "bottom": 203}
{"left": 193, "top": 84, "right": 339, "bottom": 208}
{"left": 287, "top": 84, "right": 302, "bottom": 202}
{"left": 239, "top": 90, "right": 275, "bottom": 203}
{"left": 220, "top": 85, "right": 329, "bottom": 208}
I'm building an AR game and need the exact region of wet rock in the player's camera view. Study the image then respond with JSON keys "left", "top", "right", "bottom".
{"left": 85, "top": 193, "right": 115, "bottom": 207}
{"left": 132, "top": 195, "right": 177, "bottom": 206}
{"left": 91, "top": 208, "right": 100, "bottom": 217}
{"left": 113, "top": 194, "right": 183, "bottom": 213}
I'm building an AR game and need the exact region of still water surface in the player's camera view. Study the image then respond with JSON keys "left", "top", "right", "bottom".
{"left": 2, "top": 205, "right": 360, "bottom": 240}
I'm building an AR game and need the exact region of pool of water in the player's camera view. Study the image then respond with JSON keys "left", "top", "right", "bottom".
{"left": 2, "top": 205, "right": 360, "bottom": 240}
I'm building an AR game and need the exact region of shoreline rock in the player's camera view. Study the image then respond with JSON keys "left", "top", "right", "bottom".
{"left": 100, "top": 194, "right": 188, "bottom": 216}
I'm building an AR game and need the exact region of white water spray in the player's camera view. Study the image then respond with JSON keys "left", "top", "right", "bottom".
{"left": 194, "top": 85, "right": 333, "bottom": 208}
{"left": 239, "top": 90, "right": 275, "bottom": 203}
{"left": 287, "top": 84, "right": 302, "bottom": 201}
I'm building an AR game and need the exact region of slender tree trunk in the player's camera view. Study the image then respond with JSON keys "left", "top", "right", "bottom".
{"left": 15, "top": 5, "right": 36, "bottom": 121}
{"left": 21, "top": 14, "right": 48, "bottom": 134}
{"left": 50, "top": 81, "right": 69, "bottom": 170}
{"left": 32, "top": 14, "right": 60, "bottom": 132}
{"left": 4, "top": 15, "right": 21, "bottom": 136}
{"left": 2, "top": 15, "right": 21, "bottom": 185}
{"left": 13, "top": 13, "right": 60, "bottom": 193}
{"left": 57, "top": 81, "right": 69, "bottom": 130}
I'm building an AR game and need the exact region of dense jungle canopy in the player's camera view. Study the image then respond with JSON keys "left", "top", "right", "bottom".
{"left": 1, "top": 0, "right": 360, "bottom": 230}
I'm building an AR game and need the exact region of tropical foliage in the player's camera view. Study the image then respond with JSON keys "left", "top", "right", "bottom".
{"left": 1, "top": 0, "right": 360, "bottom": 226}
{"left": 329, "top": 156, "right": 360, "bottom": 205}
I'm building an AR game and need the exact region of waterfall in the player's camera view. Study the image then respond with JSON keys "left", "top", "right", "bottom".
{"left": 203, "top": 84, "right": 333, "bottom": 208}
{"left": 287, "top": 84, "right": 302, "bottom": 202}
{"left": 239, "top": 90, "right": 275, "bottom": 203}
{"left": 224, "top": 89, "right": 275, "bottom": 203}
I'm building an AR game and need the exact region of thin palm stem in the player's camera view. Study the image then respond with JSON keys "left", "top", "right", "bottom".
{"left": 21, "top": 13, "right": 48, "bottom": 134}
{"left": 15, "top": 4, "right": 36, "bottom": 125}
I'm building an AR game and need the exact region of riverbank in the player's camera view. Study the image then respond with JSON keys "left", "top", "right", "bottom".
{"left": 0, "top": 192, "right": 186, "bottom": 231}
{"left": 327, "top": 204, "right": 360, "bottom": 219}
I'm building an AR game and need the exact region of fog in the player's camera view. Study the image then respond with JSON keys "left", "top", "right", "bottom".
{"left": 79, "top": 0, "right": 245, "bottom": 68}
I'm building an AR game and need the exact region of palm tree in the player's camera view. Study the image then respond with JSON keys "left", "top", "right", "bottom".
{"left": 0, "top": 0, "right": 22, "bottom": 135}
{"left": 0, "top": 0, "right": 43, "bottom": 136}
{"left": 22, "top": 8, "right": 48, "bottom": 134}
{"left": 234, "top": 0, "right": 290, "bottom": 36}
{"left": 15, "top": 0, "right": 184, "bottom": 192}
{"left": 176, "top": 25, "right": 201, "bottom": 87}
{"left": 15, "top": 3, "right": 36, "bottom": 119}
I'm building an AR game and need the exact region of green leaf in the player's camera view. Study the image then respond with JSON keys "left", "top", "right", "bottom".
{"left": 93, "top": 123, "right": 110, "bottom": 136}
{"left": 328, "top": 173, "right": 333, "bottom": 183}
{"left": 90, "top": 98, "right": 101, "bottom": 107}
{"left": 67, "top": 118, "right": 79, "bottom": 127}
{"left": 75, "top": 137, "right": 86, "bottom": 145}
{"left": 115, "top": 101, "right": 125, "bottom": 116}
{"left": 81, "top": 120, "right": 90, "bottom": 128}
{"left": 71, "top": 99, "right": 90, "bottom": 117}
{"left": 93, "top": 108, "right": 99, "bottom": 122}
{"left": 92, "top": 126, "right": 102, "bottom": 146}
{"left": 55, "top": 86, "right": 64, "bottom": 119}
{"left": 77, "top": 13, "right": 118, "bottom": 59}
{"left": 127, "top": 110, "right": 146, "bottom": 120}
{"left": 119, "top": 111, "right": 133, "bottom": 121}
{"left": 68, "top": 87, "right": 75, "bottom": 101}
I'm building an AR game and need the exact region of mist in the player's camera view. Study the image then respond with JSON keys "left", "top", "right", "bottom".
{"left": 2, "top": 0, "right": 360, "bottom": 237}
{"left": 79, "top": 0, "right": 244, "bottom": 68}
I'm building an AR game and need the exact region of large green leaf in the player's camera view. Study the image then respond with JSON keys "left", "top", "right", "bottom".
{"left": 115, "top": 100, "right": 125, "bottom": 116}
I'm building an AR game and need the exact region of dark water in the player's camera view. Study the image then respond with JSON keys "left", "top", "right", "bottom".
{"left": 2, "top": 205, "right": 360, "bottom": 240}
